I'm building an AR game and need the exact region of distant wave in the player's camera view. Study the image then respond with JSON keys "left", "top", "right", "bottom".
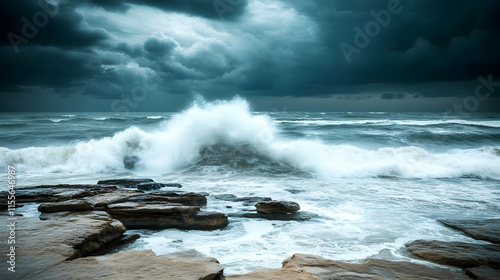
{"left": 277, "top": 120, "right": 500, "bottom": 128}
{"left": 1, "top": 98, "right": 499, "bottom": 179}
{"left": 147, "top": 116, "right": 165, "bottom": 119}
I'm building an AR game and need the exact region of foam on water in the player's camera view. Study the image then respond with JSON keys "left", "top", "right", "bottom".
{"left": 1, "top": 98, "right": 500, "bottom": 179}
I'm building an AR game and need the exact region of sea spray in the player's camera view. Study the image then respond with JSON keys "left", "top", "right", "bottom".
{"left": 1, "top": 98, "right": 500, "bottom": 179}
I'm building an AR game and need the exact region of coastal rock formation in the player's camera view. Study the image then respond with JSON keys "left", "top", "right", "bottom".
{"left": 465, "top": 266, "right": 500, "bottom": 280}
{"left": 1, "top": 184, "right": 117, "bottom": 203}
{"left": 27, "top": 249, "right": 224, "bottom": 280}
{"left": 255, "top": 201, "right": 300, "bottom": 214}
{"left": 106, "top": 202, "right": 228, "bottom": 230}
{"left": 406, "top": 240, "right": 500, "bottom": 269}
{"left": 227, "top": 253, "right": 470, "bottom": 279}
{"left": 0, "top": 212, "right": 126, "bottom": 279}
{"left": 33, "top": 181, "right": 226, "bottom": 230}
{"left": 439, "top": 219, "right": 500, "bottom": 245}
{"left": 282, "top": 253, "right": 471, "bottom": 279}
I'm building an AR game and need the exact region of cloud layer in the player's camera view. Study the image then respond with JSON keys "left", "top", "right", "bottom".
{"left": 1, "top": 0, "right": 499, "bottom": 111}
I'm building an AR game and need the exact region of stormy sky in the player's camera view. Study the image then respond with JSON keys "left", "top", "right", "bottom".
{"left": 1, "top": 0, "right": 500, "bottom": 112}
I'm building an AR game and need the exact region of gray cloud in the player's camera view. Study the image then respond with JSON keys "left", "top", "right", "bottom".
{"left": 1, "top": 0, "right": 499, "bottom": 112}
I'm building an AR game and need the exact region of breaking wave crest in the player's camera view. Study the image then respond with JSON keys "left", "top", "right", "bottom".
{"left": 1, "top": 98, "right": 499, "bottom": 179}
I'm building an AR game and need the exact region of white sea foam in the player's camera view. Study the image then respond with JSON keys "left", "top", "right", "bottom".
{"left": 1, "top": 98, "right": 499, "bottom": 179}
{"left": 147, "top": 116, "right": 165, "bottom": 119}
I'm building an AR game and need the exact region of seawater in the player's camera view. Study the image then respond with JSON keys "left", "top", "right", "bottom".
{"left": 1, "top": 98, "right": 499, "bottom": 274}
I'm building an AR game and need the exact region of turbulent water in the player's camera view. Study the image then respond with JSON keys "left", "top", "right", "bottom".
{"left": 1, "top": 98, "right": 500, "bottom": 273}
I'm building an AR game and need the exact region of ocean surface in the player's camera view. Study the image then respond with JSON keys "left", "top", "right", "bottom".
{"left": 1, "top": 99, "right": 500, "bottom": 274}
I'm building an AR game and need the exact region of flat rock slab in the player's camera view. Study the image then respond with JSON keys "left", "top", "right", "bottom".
{"left": 0, "top": 211, "right": 125, "bottom": 280}
{"left": 282, "top": 253, "right": 471, "bottom": 280}
{"left": 33, "top": 249, "right": 224, "bottom": 280}
{"left": 97, "top": 178, "right": 154, "bottom": 187}
{"left": 226, "top": 268, "right": 318, "bottom": 280}
{"left": 439, "top": 219, "right": 500, "bottom": 244}
{"left": 406, "top": 240, "right": 500, "bottom": 269}
{"left": 255, "top": 201, "right": 300, "bottom": 214}
{"left": 0, "top": 184, "right": 117, "bottom": 203}
{"left": 465, "top": 266, "right": 500, "bottom": 280}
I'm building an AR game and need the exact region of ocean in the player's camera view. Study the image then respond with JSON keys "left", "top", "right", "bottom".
{"left": 1, "top": 98, "right": 499, "bottom": 274}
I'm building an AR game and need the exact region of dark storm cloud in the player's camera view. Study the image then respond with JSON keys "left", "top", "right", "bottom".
{"left": 0, "top": 1, "right": 108, "bottom": 50}
{"left": 88, "top": 0, "right": 248, "bottom": 20}
{"left": 1, "top": 0, "right": 500, "bottom": 112}
{"left": 272, "top": 0, "right": 500, "bottom": 96}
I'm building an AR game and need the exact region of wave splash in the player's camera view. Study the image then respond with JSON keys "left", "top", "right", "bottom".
{"left": 1, "top": 98, "right": 499, "bottom": 179}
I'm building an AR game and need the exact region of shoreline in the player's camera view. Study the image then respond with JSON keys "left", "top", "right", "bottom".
{"left": 1, "top": 179, "right": 499, "bottom": 279}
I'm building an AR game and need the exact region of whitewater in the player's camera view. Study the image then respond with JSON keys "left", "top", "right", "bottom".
{"left": 1, "top": 98, "right": 499, "bottom": 273}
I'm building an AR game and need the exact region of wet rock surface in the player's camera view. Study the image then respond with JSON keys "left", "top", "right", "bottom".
{"left": 282, "top": 253, "right": 471, "bottom": 280}
{"left": 0, "top": 212, "right": 126, "bottom": 279}
{"left": 439, "top": 219, "right": 500, "bottom": 245}
{"left": 34, "top": 249, "right": 225, "bottom": 280}
{"left": 255, "top": 201, "right": 301, "bottom": 214}
{"left": 227, "top": 253, "right": 470, "bottom": 280}
{"left": 406, "top": 240, "right": 500, "bottom": 269}
{"left": 465, "top": 266, "right": 500, "bottom": 280}
{"left": 30, "top": 180, "right": 224, "bottom": 230}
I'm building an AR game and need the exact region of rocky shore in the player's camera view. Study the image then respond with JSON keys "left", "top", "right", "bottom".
{"left": 1, "top": 179, "right": 499, "bottom": 279}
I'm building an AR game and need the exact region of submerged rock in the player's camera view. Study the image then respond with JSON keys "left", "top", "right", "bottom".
{"left": 406, "top": 240, "right": 500, "bottom": 269}
{"left": 255, "top": 201, "right": 300, "bottom": 214}
{"left": 439, "top": 219, "right": 500, "bottom": 244}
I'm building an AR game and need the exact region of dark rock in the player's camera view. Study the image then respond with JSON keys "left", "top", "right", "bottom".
{"left": 134, "top": 192, "right": 207, "bottom": 206}
{"left": 0, "top": 184, "right": 117, "bottom": 203}
{"left": 97, "top": 178, "right": 154, "bottom": 187}
{"left": 439, "top": 219, "right": 500, "bottom": 244}
{"left": 236, "top": 211, "right": 319, "bottom": 221}
{"left": 88, "top": 233, "right": 141, "bottom": 256}
{"left": 466, "top": 266, "right": 500, "bottom": 280}
{"left": 106, "top": 202, "right": 228, "bottom": 230}
{"left": 255, "top": 201, "right": 300, "bottom": 214}
{"left": 38, "top": 199, "right": 93, "bottom": 212}
{"left": 137, "top": 182, "right": 183, "bottom": 191}
{"left": 406, "top": 240, "right": 500, "bottom": 269}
